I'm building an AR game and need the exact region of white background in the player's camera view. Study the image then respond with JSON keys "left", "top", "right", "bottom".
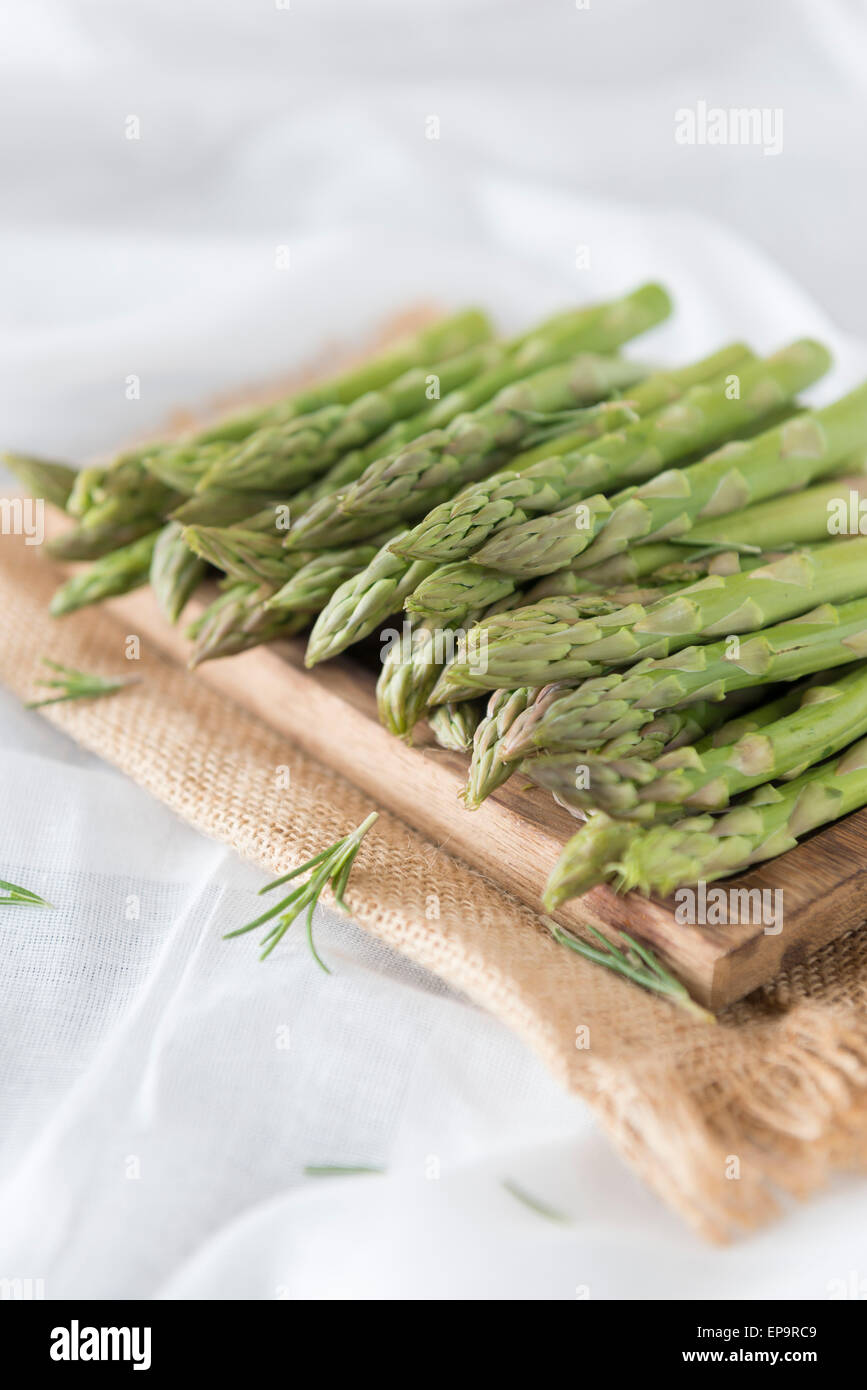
{"left": 2, "top": 0, "right": 867, "bottom": 1300}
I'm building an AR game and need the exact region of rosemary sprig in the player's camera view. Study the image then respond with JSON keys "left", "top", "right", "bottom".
{"left": 225, "top": 812, "right": 378, "bottom": 969}
{"left": 304, "top": 1164, "right": 384, "bottom": 1177}
{"left": 542, "top": 916, "right": 715, "bottom": 1024}
{"left": 0, "top": 877, "right": 52, "bottom": 908}
{"left": 26, "top": 659, "right": 137, "bottom": 709}
{"left": 501, "top": 1177, "right": 572, "bottom": 1224}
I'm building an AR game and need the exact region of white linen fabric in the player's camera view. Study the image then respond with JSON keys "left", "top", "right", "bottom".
{"left": 2, "top": 0, "right": 867, "bottom": 1300}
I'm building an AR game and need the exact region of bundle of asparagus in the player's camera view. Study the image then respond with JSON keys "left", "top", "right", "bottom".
{"left": 13, "top": 281, "right": 867, "bottom": 929}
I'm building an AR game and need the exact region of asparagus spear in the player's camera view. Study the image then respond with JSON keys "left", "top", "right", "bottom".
{"left": 150, "top": 521, "right": 208, "bottom": 623}
{"left": 543, "top": 813, "right": 635, "bottom": 903}
{"left": 46, "top": 311, "right": 496, "bottom": 548}
{"left": 187, "top": 582, "right": 308, "bottom": 666}
{"left": 427, "top": 700, "right": 484, "bottom": 751}
{"left": 376, "top": 590, "right": 526, "bottom": 739}
{"left": 45, "top": 515, "right": 163, "bottom": 562}
{"left": 284, "top": 399, "right": 637, "bottom": 554}
{"left": 462, "top": 687, "right": 541, "bottom": 808}
{"left": 196, "top": 341, "right": 504, "bottom": 495}
{"left": 305, "top": 537, "right": 437, "bottom": 666}
{"left": 266, "top": 541, "right": 385, "bottom": 613}
{"left": 389, "top": 343, "right": 756, "bottom": 565}
{"left": 171, "top": 491, "right": 283, "bottom": 526}
{"left": 46, "top": 453, "right": 180, "bottom": 560}
{"left": 3, "top": 453, "right": 78, "bottom": 510}
{"left": 571, "top": 473, "right": 867, "bottom": 587}
{"left": 402, "top": 534, "right": 681, "bottom": 625}
{"left": 571, "top": 383, "right": 867, "bottom": 572}
{"left": 430, "top": 539, "right": 867, "bottom": 701}
{"left": 376, "top": 617, "right": 468, "bottom": 739}
{"left": 512, "top": 595, "right": 867, "bottom": 761}
{"left": 182, "top": 524, "right": 301, "bottom": 585}
{"left": 332, "top": 365, "right": 649, "bottom": 530}
{"left": 470, "top": 692, "right": 754, "bottom": 812}
{"left": 615, "top": 661, "right": 867, "bottom": 813}
{"left": 615, "top": 735, "right": 867, "bottom": 896}
{"left": 49, "top": 531, "right": 160, "bottom": 616}
{"left": 414, "top": 282, "right": 667, "bottom": 431}
{"left": 302, "top": 402, "right": 663, "bottom": 665}
{"left": 203, "top": 283, "right": 668, "bottom": 511}
{"left": 471, "top": 342, "right": 834, "bottom": 580}
{"left": 202, "top": 308, "right": 497, "bottom": 437}
{"left": 541, "top": 683, "right": 833, "bottom": 904}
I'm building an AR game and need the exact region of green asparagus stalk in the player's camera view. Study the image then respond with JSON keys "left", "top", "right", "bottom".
{"left": 430, "top": 539, "right": 867, "bottom": 701}
{"left": 615, "top": 735, "right": 867, "bottom": 896}
{"left": 571, "top": 473, "right": 867, "bottom": 587}
{"left": 49, "top": 531, "right": 160, "bottom": 616}
{"left": 461, "top": 687, "right": 541, "bottom": 808}
{"left": 427, "top": 700, "right": 484, "bottom": 751}
{"left": 540, "top": 683, "right": 831, "bottom": 904}
{"left": 620, "top": 661, "right": 867, "bottom": 813}
{"left": 145, "top": 442, "right": 232, "bottom": 493}
{"left": 542, "top": 813, "right": 634, "bottom": 903}
{"left": 182, "top": 524, "right": 300, "bottom": 585}
{"left": 47, "top": 454, "right": 179, "bottom": 560}
{"left": 199, "top": 282, "right": 669, "bottom": 504}
{"left": 47, "top": 311, "right": 496, "bottom": 544}
{"left": 389, "top": 343, "right": 756, "bottom": 565}
{"left": 283, "top": 399, "right": 636, "bottom": 555}
{"left": 472, "top": 692, "right": 755, "bottom": 812}
{"left": 3, "top": 453, "right": 78, "bottom": 510}
{"left": 504, "top": 595, "right": 867, "bottom": 760}
{"left": 335, "top": 368, "right": 650, "bottom": 526}
{"left": 171, "top": 490, "right": 289, "bottom": 526}
{"left": 302, "top": 404, "right": 656, "bottom": 662}
{"left": 145, "top": 309, "right": 499, "bottom": 475}
{"left": 266, "top": 541, "right": 385, "bottom": 613}
{"left": 196, "top": 341, "right": 503, "bottom": 495}
{"left": 376, "top": 618, "right": 466, "bottom": 738}
{"left": 403, "top": 535, "right": 679, "bottom": 625}
{"left": 415, "top": 282, "right": 668, "bottom": 433}
{"left": 281, "top": 286, "right": 671, "bottom": 554}
{"left": 471, "top": 342, "right": 834, "bottom": 580}
{"left": 66, "top": 465, "right": 107, "bottom": 517}
{"left": 571, "top": 383, "right": 867, "bottom": 572}
{"left": 45, "top": 515, "right": 163, "bottom": 562}
{"left": 201, "top": 309, "right": 497, "bottom": 440}
{"left": 305, "top": 537, "right": 437, "bottom": 666}
{"left": 150, "top": 521, "right": 209, "bottom": 623}
{"left": 375, "top": 588, "right": 527, "bottom": 738}
{"left": 187, "top": 582, "right": 308, "bottom": 666}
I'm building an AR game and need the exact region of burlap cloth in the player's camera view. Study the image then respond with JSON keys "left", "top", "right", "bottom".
{"left": 6, "top": 533, "right": 867, "bottom": 1241}
{"left": 5, "top": 317, "right": 867, "bottom": 1242}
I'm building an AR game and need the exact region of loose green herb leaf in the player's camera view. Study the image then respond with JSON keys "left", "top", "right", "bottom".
{"left": 501, "top": 1177, "right": 572, "bottom": 1224}
{"left": 26, "top": 659, "right": 137, "bottom": 709}
{"left": 542, "top": 916, "right": 715, "bottom": 1024}
{"left": 0, "top": 877, "right": 52, "bottom": 908}
{"left": 304, "top": 1164, "right": 385, "bottom": 1178}
{"left": 225, "top": 812, "right": 378, "bottom": 969}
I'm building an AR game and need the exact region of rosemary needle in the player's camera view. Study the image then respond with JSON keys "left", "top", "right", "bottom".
{"left": 0, "top": 877, "right": 52, "bottom": 908}
{"left": 304, "top": 1165, "right": 384, "bottom": 1177}
{"left": 26, "top": 658, "right": 137, "bottom": 709}
{"left": 542, "top": 916, "right": 715, "bottom": 1024}
{"left": 225, "top": 812, "right": 378, "bottom": 969}
{"left": 501, "top": 1178, "right": 572, "bottom": 1224}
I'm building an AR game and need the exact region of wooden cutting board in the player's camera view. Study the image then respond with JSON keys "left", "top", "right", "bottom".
{"left": 85, "top": 577, "right": 867, "bottom": 1011}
